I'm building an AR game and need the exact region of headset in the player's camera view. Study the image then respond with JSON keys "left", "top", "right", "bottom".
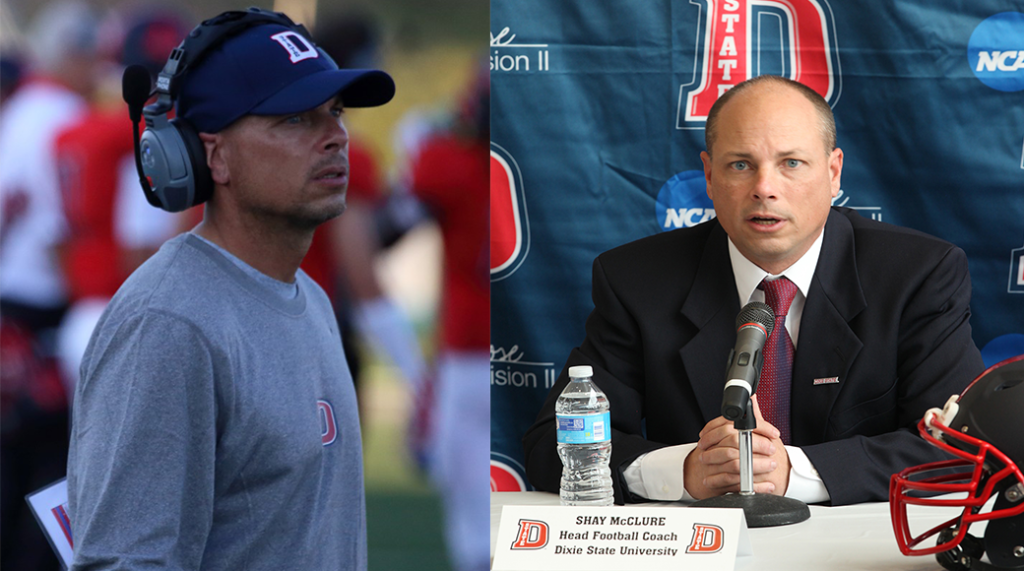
{"left": 122, "top": 8, "right": 315, "bottom": 212}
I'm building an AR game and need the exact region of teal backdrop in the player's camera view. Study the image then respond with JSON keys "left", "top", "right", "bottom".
{"left": 489, "top": 0, "right": 1024, "bottom": 491}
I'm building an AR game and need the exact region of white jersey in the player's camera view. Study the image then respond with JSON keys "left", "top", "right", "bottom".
{"left": 0, "top": 79, "right": 85, "bottom": 307}
{"left": 115, "top": 154, "right": 177, "bottom": 250}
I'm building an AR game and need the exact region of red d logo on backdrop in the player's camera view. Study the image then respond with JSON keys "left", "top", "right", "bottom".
{"left": 490, "top": 142, "right": 530, "bottom": 282}
{"left": 678, "top": 0, "right": 842, "bottom": 126}
{"left": 490, "top": 464, "right": 522, "bottom": 492}
{"left": 491, "top": 454, "right": 530, "bottom": 492}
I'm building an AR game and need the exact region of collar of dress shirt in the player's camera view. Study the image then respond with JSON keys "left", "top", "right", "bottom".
{"left": 726, "top": 227, "right": 825, "bottom": 347}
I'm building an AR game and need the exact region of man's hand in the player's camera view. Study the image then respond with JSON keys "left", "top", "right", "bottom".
{"left": 683, "top": 395, "right": 791, "bottom": 500}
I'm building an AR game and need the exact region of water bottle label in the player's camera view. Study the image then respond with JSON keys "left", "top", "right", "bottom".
{"left": 556, "top": 412, "right": 610, "bottom": 444}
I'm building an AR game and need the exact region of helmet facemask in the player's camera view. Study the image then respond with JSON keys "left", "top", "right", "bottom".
{"left": 890, "top": 355, "right": 1024, "bottom": 570}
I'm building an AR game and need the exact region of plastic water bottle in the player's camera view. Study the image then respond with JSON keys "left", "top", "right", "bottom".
{"left": 556, "top": 365, "right": 613, "bottom": 506}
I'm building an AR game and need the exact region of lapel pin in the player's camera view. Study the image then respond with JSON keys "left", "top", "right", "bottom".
{"left": 813, "top": 376, "right": 840, "bottom": 385}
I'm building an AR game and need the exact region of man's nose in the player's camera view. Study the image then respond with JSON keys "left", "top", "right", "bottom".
{"left": 751, "top": 168, "right": 778, "bottom": 201}
{"left": 322, "top": 115, "right": 349, "bottom": 151}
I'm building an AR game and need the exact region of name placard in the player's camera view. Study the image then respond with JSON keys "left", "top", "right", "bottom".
{"left": 492, "top": 505, "right": 751, "bottom": 571}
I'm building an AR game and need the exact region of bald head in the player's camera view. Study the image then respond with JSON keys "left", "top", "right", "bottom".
{"left": 704, "top": 75, "right": 836, "bottom": 157}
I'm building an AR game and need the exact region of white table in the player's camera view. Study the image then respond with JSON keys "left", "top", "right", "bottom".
{"left": 491, "top": 492, "right": 978, "bottom": 570}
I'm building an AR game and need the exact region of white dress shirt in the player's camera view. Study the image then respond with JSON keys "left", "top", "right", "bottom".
{"left": 622, "top": 228, "right": 831, "bottom": 504}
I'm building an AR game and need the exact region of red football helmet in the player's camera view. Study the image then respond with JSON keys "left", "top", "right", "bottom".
{"left": 890, "top": 354, "right": 1024, "bottom": 570}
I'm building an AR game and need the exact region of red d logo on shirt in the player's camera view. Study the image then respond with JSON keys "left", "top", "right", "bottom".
{"left": 317, "top": 400, "right": 337, "bottom": 446}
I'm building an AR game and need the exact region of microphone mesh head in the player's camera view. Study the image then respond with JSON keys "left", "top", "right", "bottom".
{"left": 736, "top": 301, "right": 775, "bottom": 337}
{"left": 122, "top": 64, "right": 153, "bottom": 109}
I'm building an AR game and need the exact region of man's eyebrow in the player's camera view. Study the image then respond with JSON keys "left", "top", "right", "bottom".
{"left": 720, "top": 149, "right": 809, "bottom": 159}
{"left": 775, "top": 149, "right": 808, "bottom": 157}
{"left": 720, "top": 151, "right": 754, "bottom": 160}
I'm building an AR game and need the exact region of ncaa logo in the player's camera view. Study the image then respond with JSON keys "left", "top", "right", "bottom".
{"left": 491, "top": 142, "right": 530, "bottom": 281}
{"left": 656, "top": 170, "right": 716, "bottom": 231}
{"left": 491, "top": 453, "right": 530, "bottom": 492}
{"left": 968, "top": 12, "right": 1024, "bottom": 92}
{"left": 678, "top": 0, "right": 842, "bottom": 127}
{"left": 981, "top": 335, "right": 1024, "bottom": 368}
{"left": 981, "top": 335, "right": 1024, "bottom": 367}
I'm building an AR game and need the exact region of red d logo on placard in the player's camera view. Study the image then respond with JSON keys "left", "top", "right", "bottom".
{"left": 511, "top": 519, "right": 549, "bottom": 550}
{"left": 686, "top": 523, "right": 725, "bottom": 553}
{"left": 490, "top": 142, "right": 530, "bottom": 282}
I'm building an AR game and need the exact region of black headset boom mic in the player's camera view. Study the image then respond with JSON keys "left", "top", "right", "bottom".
{"left": 122, "top": 65, "right": 162, "bottom": 207}
{"left": 122, "top": 65, "right": 151, "bottom": 123}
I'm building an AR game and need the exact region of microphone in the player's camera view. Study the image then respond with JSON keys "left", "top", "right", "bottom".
{"left": 722, "top": 302, "right": 775, "bottom": 421}
{"left": 695, "top": 301, "right": 809, "bottom": 527}
{"left": 122, "top": 65, "right": 151, "bottom": 123}
{"left": 122, "top": 65, "right": 160, "bottom": 207}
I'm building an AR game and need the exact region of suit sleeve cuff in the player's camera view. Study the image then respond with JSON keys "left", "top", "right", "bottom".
{"left": 622, "top": 443, "right": 699, "bottom": 501}
{"left": 784, "top": 445, "right": 831, "bottom": 504}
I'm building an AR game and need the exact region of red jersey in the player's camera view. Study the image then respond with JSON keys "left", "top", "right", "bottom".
{"left": 55, "top": 107, "right": 135, "bottom": 300}
{"left": 410, "top": 133, "right": 489, "bottom": 351}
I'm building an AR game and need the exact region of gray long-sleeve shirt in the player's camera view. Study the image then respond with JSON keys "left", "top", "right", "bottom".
{"left": 67, "top": 233, "right": 366, "bottom": 570}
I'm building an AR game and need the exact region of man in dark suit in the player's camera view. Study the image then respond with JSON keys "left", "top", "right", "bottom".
{"left": 523, "top": 75, "right": 984, "bottom": 506}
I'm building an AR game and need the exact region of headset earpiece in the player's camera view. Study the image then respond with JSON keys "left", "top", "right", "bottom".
{"left": 170, "top": 116, "right": 212, "bottom": 208}
{"left": 137, "top": 106, "right": 210, "bottom": 212}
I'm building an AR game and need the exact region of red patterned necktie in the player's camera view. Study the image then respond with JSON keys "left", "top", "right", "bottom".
{"left": 759, "top": 277, "right": 797, "bottom": 444}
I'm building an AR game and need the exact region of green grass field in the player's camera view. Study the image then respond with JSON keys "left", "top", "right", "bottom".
{"left": 361, "top": 357, "right": 453, "bottom": 571}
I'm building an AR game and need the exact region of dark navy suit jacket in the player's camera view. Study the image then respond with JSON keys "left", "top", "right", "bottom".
{"left": 523, "top": 207, "right": 984, "bottom": 505}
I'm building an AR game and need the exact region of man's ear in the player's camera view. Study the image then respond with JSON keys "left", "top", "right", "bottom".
{"left": 199, "top": 132, "right": 229, "bottom": 185}
{"left": 828, "top": 147, "right": 843, "bottom": 198}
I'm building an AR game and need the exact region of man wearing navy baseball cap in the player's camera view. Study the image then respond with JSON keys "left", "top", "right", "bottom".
{"left": 67, "top": 11, "right": 393, "bottom": 570}
{"left": 176, "top": 19, "right": 394, "bottom": 133}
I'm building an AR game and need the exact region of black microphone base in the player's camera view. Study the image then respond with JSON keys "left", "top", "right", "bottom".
{"left": 691, "top": 492, "right": 810, "bottom": 528}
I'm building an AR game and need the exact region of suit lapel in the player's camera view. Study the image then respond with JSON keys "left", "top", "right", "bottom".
{"left": 791, "top": 210, "right": 867, "bottom": 444}
{"left": 679, "top": 223, "right": 741, "bottom": 422}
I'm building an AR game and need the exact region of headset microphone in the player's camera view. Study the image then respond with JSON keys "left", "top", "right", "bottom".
{"left": 122, "top": 64, "right": 161, "bottom": 207}
{"left": 123, "top": 64, "right": 151, "bottom": 122}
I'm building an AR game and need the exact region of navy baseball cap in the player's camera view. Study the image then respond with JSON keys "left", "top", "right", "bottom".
{"left": 177, "top": 23, "right": 395, "bottom": 133}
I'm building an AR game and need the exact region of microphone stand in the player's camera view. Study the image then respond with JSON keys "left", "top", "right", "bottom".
{"left": 690, "top": 398, "right": 811, "bottom": 527}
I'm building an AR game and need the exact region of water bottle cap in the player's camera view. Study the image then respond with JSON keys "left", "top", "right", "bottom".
{"left": 568, "top": 365, "right": 593, "bottom": 378}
